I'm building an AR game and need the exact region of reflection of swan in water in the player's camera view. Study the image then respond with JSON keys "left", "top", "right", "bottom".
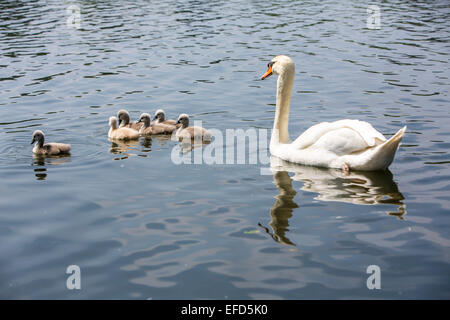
{"left": 259, "top": 170, "right": 298, "bottom": 246}
{"left": 32, "top": 154, "right": 71, "bottom": 180}
{"left": 270, "top": 156, "right": 406, "bottom": 218}
{"left": 261, "top": 156, "right": 407, "bottom": 245}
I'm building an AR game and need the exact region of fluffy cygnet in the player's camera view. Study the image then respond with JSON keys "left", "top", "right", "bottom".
{"left": 109, "top": 116, "right": 139, "bottom": 140}
{"left": 175, "top": 114, "right": 212, "bottom": 142}
{"left": 31, "top": 130, "right": 71, "bottom": 155}
{"left": 117, "top": 109, "right": 143, "bottom": 131}
{"left": 137, "top": 113, "right": 176, "bottom": 135}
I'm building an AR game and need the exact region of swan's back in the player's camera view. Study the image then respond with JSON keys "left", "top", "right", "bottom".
{"left": 292, "top": 119, "right": 386, "bottom": 151}
{"left": 273, "top": 122, "right": 405, "bottom": 171}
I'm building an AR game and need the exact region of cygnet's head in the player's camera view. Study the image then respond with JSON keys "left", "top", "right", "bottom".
{"left": 261, "top": 55, "right": 295, "bottom": 80}
{"left": 109, "top": 116, "right": 118, "bottom": 129}
{"left": 137, "top": 113, "right": 151, "bottom": 126}
{"left": 176, "top": 113, "right": 190, "bottom": 127}
{"left": 153, "top": 109, "right": 165, "bottom": 122}
{"left": 31, "top": 130, "right": 45, "bottom": 145}
{"left": 117, "top": 109, "right": 130, "bottom": 126}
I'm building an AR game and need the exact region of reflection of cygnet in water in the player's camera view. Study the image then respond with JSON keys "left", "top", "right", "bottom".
{"left": 150, "top": 134, "right": 172, "bottom": 147}
{"left": 109, "top": 139, "right": 139, "bottom": 156}
{"left": 32, "top": 153, "right": 71, "bottom": 180}
{"left": 177, "top": 141, "right": 210, "bottom": 154}
{"left": 270, "top": 156, "right": 406, "bottom": 218}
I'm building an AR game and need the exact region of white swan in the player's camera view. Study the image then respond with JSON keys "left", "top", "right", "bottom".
{"left": 261, "top": 55, "right": 406, "bottom": 171}
{"left": 269, "top": 156, "right": 405, "bottom": 216}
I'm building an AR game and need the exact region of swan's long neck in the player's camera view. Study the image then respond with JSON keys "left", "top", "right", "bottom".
{"left": 272, "top": 66, "right": 294, "bottom": 146}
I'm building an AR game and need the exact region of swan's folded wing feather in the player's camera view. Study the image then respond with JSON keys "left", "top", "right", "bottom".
{"left": 291, "top": 122, "right": 333, "bottom": 149}
{"left": 314, "top": 128, "right": 369, "bottom": 155}
{"left": 334, "top": 119, "right": 386, "bottom": 146}
{"left": 291, "top": 119, "right": 386, "bottom": 150}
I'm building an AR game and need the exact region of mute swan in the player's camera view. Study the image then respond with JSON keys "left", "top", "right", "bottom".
{"left": 175, "top": 113, "right": 212, "bottom": 142}
{"left": 137, "top": 113, "right": 176, "bottom": 135}
{"left": 261, "top": 55, "right": 406, "bottom": 171}
{"left": 153, "top": 109, "right": 181, "bottom": 128}
{"left": 108, "top": 116, "right": 139, "bottom": 140}
{"left": 31, "top": 130, "right": 71, "bottom": 155}
{"left": 117, "top": 109, "right": 143, "bottom": 131}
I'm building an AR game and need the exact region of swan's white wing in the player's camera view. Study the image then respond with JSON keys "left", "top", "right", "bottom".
{"left": 291, "top": 119, "right": 386, "bottom": 153}
{"left": 315, "top": 128, "right": 370, "bottom": 155}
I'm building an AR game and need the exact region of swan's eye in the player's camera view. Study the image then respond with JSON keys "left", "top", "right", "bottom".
{"left": 268, "top": 62, "right": 274, "bottom": 68}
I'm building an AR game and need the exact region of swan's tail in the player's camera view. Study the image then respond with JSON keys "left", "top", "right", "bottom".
{"left": 364, "top": 126, "right": 406, "bottom": 171}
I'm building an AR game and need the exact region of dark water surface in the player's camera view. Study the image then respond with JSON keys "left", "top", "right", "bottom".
{"left": 0, "top": 0, "right": 449, "bottom": 299}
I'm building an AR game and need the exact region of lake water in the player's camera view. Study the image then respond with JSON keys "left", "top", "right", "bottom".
{"left": 0, "top": 0, "right": 449, "bottom": 299}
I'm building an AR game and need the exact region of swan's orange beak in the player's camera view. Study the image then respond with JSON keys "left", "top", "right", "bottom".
{"left": 261, "top": 64, "right": 273, "bottom": 80}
